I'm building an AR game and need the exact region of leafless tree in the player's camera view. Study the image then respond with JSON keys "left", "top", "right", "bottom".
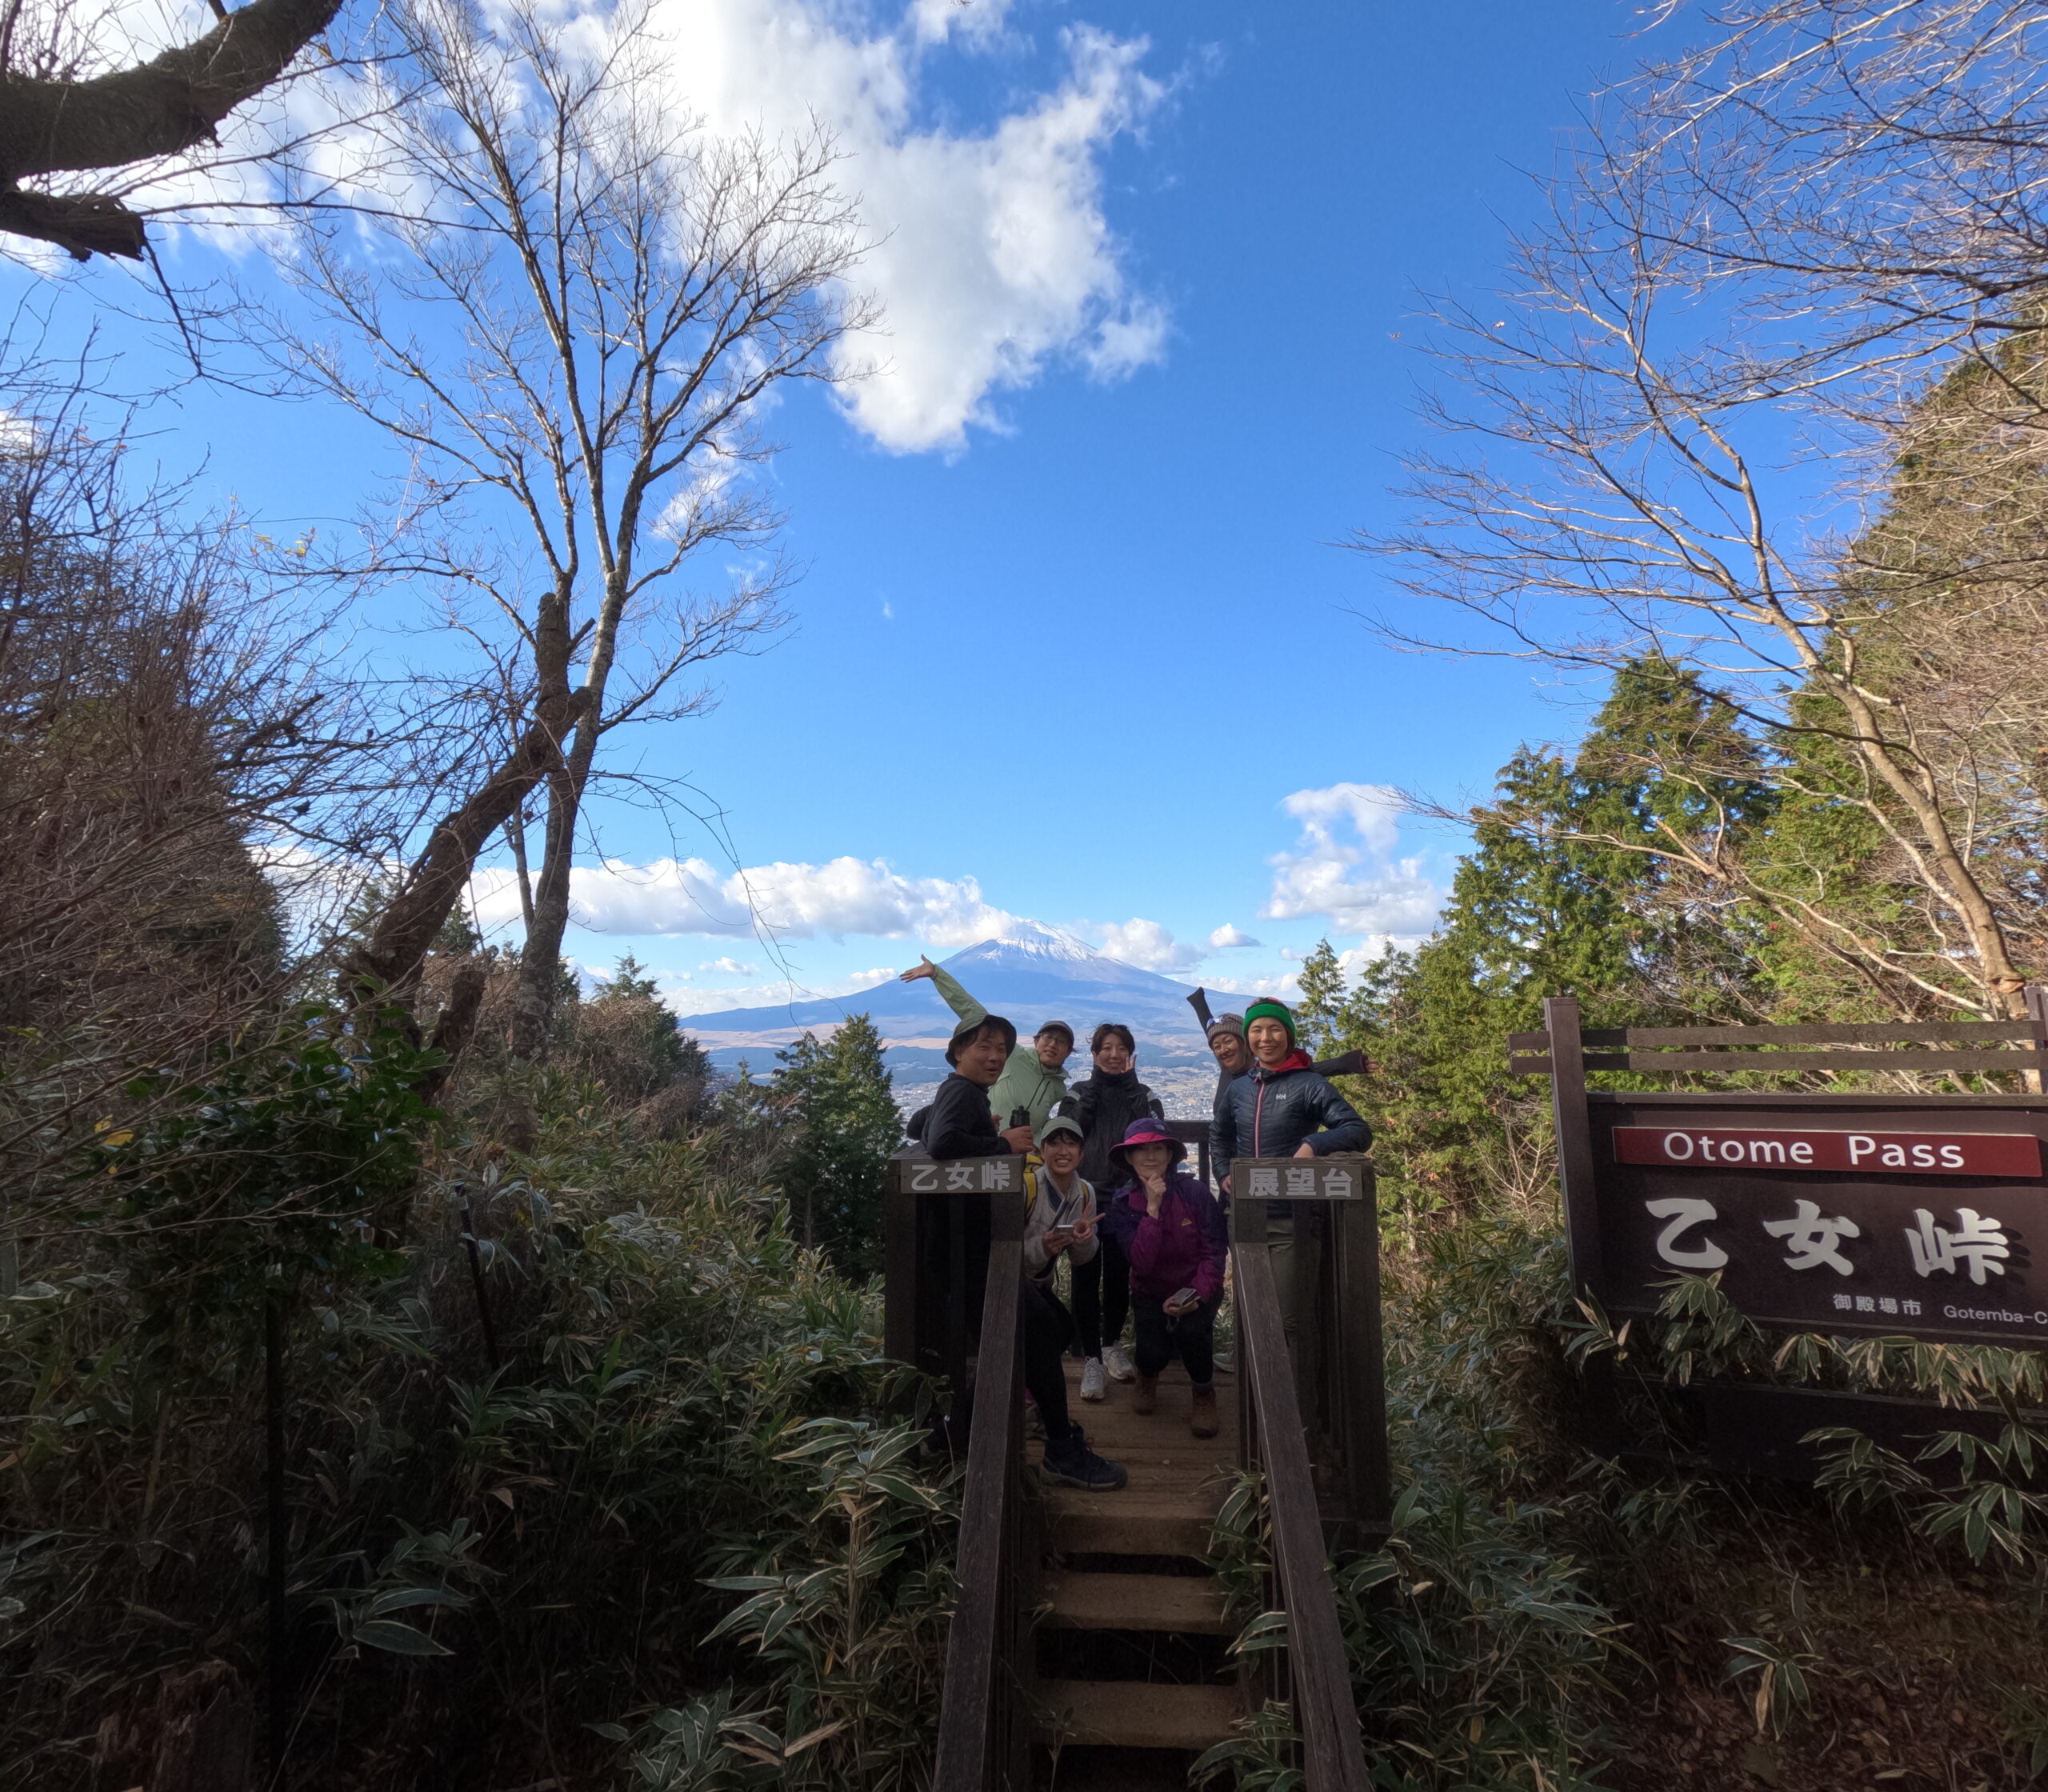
{"left": 270, "top": 0, "right": 867, "bottom": 1054}
{"left": 0, "top": 386, "right": 469, "bottom": 1253}
{"left": 1360, "top": 1, "right": 2048, "bottom": 1021}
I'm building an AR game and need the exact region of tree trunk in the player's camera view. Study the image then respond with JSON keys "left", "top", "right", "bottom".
{"left": 508, "top": 566, "right": 618, "bottom": 1060}
{"left": 505, "top": 752, "right": 584, "bottom": 1059}
{"left": 341, "top": 690, "right": 583, "bottom": 1005}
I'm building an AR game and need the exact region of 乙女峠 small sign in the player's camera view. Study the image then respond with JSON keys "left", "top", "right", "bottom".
{"left": 1612, "top": 1126, "right": 2042, "bottom": 1178}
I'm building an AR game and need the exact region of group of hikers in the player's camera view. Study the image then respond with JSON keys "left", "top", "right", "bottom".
{"left": 899, "top": 956, "right": 1372, "bottom": 1495}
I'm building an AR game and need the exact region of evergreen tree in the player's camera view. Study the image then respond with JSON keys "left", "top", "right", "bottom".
{"left": 1294, "top": 939, "right": 1348, "bottom": 1058}
{"left": 1332, "top": 662, "right": 1775, "bottom": 1215}
{"left": 772, "top": 1015, "right": 899, "bottom": 1278}
{"left": 570, "top": 954, "right": 707, "bottom": 1108}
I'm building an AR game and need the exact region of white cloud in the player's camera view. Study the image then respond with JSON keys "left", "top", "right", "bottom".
{"left": 1260, "top": 782, "right": 1444, "bottom": 940}
{"left": 1206, "top": 923, "right": 1261, "bottom": 950}
{"left": 907, "top": 0, "right": 1014, "bottom": 46}
{"left": 90, "top": 0, "right": 1163, "bottom": 457}
{"left": 1200, "top": 970, "right": 1301, "bottom": 1002}
{"left": 702, "top": 956, "right": 760, "bottom": 975}
{"left": 1079, "top": 917, "right": 1200, "bottom": 973}
{"left": 646, "top": 2, "right": 1170, "bottom": 452}
{"left": 471, "top": 854, "right": 1025, "bottom": 946}
{"left": 662, "top": 964, "right": 895, "bottom": 1018}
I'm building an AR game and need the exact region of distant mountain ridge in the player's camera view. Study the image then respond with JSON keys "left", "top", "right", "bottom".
{"left": 682, "top": 922, "right": 1217, "bottom": 1074}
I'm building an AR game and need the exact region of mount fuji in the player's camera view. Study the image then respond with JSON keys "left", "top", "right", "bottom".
{"left": 680, "top": 922, "right": 1222, "bottom": 1109}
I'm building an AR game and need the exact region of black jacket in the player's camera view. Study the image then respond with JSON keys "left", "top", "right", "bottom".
{"left": 1211, "top": 1061, "right": 1370, "bottom": 1214}
{"left": 1210, "top": 1050, "right": 1366, "bottom": 1132}
{"left": 923, "top": 1071, "right": 1017, "bottom": 1161}
{"left": 1056, "top": 1069, "right": 1165, "bottom": 1193}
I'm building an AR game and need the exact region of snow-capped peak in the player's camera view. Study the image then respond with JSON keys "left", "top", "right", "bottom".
{"left": 999, "top": 919, "right": 1098, "bottom": 958}
{"left": 950, "top": 919, "right": 1100, "bottom": 965}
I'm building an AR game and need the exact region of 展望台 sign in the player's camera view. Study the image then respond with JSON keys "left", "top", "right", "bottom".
{"left": 1231, "top": 1157, "right": 1369, "bottom": 1202}
{"left": 1582, "top": 1099, "right": 2048, "bottom": 1346}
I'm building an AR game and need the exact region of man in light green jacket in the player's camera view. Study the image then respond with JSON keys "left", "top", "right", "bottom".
{"left": 899, "top": 955, "right": 1074, "bottom": 1131}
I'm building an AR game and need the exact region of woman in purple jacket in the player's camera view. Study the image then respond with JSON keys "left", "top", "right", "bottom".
{"left": 1098, "top": 1119, "right": 1228, "bottom": 1438}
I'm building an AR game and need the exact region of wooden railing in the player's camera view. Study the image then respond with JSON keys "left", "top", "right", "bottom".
{"left": 886, "top": 1154, "right": 1034, "bottom": 1792}
{"left": 1232, "top": 1226, "right": 1371, "bottom": 1790}
{"left": 932, "top": 1218, "right": 1029, "bottom": 1792}
{"left": 886, "top": 1144, "right": 1389, "bottom": 1790}
{"left": 1509, "top": 990, "right": 2048, "bottom": 1082}
{"left": 1230, "top": 1161, "right": 1383, "bottom": 1790}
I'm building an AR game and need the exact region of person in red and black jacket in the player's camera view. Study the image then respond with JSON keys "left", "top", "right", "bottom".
{"left": 1210, "top": 998, "right": 1370, "bottom": 1432}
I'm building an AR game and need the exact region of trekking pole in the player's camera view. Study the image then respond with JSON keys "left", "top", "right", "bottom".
{"left": 456, "top": 1181, "right": 502, "bottom": 1372}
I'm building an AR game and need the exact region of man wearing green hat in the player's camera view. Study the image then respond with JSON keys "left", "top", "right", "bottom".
{"left": 1210, "top": 996, "right": 1370, "bottom": 1429}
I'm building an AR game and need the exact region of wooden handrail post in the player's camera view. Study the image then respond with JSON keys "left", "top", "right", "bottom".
{"left": 1543, "top": 995, "right": 1602, "bottom": 1294}
{"left": 933, "top": 1235, "right": 1023, "bottom": 1792}
{"left": 1233, "top": 1238, "right": 1370, "bottom": 1792}
{"left": 1331, "top": 1190, "right": 1392, "bottom": 1535}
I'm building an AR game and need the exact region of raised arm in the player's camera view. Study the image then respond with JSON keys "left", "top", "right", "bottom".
{"left": 899, "top": 954, "right": 985, "bottom": 1026}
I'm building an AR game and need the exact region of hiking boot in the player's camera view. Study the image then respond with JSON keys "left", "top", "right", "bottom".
{"left": 1103, "top": 1343, "right": 1137, "bottom": 1382}
{"left": 1079, "top": 1357, "right": 1107, "bottom": 1402}
{"left": 1131, "top": 1372, "right": 1158, "bottom": 1416}
{"left": 1040, "top": 1432, "right": 1129, "bottom": 1492}
{"left": 1190, "top": 1384, "right": 1220, "bottom": 1438}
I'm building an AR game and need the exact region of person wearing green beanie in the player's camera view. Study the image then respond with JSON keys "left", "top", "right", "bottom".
{"left": 1241, "top": 997, "right": 1296, "bottom": 1044}
{"left": 1210, "top": 994, "right": 1371, "bottom": 1430}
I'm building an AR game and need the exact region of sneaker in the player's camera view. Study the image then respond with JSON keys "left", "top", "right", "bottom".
{"left": 1103, "top": 1343, "right": 1137, "bottom": 1383}
{"left": 1040, "top": 1433, "right": 1129, "bottom": 1492}
{"left": 1079, "top": 1358, "right": 1107, "bottom": 1402}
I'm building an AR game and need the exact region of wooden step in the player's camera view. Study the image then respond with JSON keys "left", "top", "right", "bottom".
{"left": 1041, "top": 1570, "right": 1230, "bottom": 1634}
{"left": 1044, "top": 1488, "right": 1214, "bottom": 1558}
{"left": 1034, "top": 1678, "right": 1243, "bottom": 1750}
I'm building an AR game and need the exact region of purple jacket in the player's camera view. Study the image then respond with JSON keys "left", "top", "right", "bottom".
{"left": 1100, "top": 1172, "right": 1227, "bottom": 1306}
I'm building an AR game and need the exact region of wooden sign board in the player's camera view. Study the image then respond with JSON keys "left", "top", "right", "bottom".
{"left": 1574, "top": 1094, "right": 2048, "bottom": 1346}
{"left": 1232, "top": 1156, "right": 1370, "bottom": 1202}
{"left": 889, "top": 1154, "right": 1022, "bottom": 1195}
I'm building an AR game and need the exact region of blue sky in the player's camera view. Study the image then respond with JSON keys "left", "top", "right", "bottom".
{"left": 10, "top": 0, "right": 1646, "bottom": 1016}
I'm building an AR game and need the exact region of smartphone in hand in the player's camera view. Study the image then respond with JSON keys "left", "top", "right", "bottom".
{"left": 1165, "top": 1286, "right": 1199, "bottom": 1315}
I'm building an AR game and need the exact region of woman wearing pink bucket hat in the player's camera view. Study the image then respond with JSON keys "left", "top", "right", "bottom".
{"left": 1097, "top": 1118, "right": 1228, "bottom": 1438}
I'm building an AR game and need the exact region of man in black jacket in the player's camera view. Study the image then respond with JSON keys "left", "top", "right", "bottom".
{"left": 1210, "top": 998, "right": 1371, "bottom": 1434}
{"left": 922, "top": 1014, "right": 1037, "bottom": 1159}
{"left": 926, "top": 1012, "right": 1127, "bottom": 1493}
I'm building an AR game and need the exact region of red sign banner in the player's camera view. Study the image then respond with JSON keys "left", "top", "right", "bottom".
{"left": 1612, "top": 1126, "right": 2042, "bottom": 1178}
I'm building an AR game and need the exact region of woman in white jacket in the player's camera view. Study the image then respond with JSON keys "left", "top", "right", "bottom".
{"left": 1024, "top": 1114, "right": 1113, "bottom": 1401}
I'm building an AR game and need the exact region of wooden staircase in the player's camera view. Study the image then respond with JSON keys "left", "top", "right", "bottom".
{"left": 1030, "top": 1359, "right": 1245, "bottom": 1782}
